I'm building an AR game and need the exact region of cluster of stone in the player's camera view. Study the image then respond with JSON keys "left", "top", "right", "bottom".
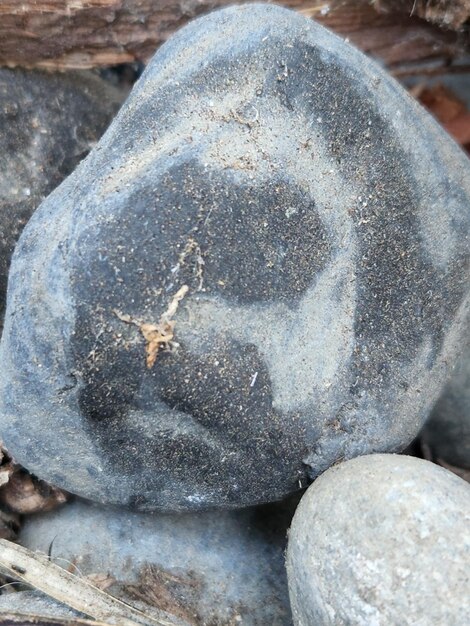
{"left": 0, "top": 5, "right": 468, "bottom": 625}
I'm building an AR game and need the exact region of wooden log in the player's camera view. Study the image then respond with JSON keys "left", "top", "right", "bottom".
{"left": 373, "top": 0, "right": 470, "bottom": 30}
{"left": 0, "top": 0, "right": 468, "bottom": 70}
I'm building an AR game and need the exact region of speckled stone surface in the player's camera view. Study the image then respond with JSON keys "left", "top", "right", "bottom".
{"left": 1, "top": 4, "right": 470, "bottom": 510}
{"left": 0, "top": 593, "right": 80, "bottom": 621}
{"left": 422, "top": 347, "right": 470, "bottom": 468}
{"left": 0, "top": 69, "right": 122, "bottom": 328}
{"left": 287, "top": 454, "right": 470, "bottom": 626}
{"left": 15, "top": 497, "right": 294, "bottom": 625}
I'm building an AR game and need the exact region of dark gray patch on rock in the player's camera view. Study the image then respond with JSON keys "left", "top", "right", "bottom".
{"left": 1, "top": 4, "right": 470, "bottom": 510}
{"left": 0, "top": 69, "right": 123, "bottom": 328}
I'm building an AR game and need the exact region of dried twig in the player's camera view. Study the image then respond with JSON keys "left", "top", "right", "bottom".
{"left": 0, "top": 540, "right": 180, "bottom": 626}
{"left": 373, "top": 0, "right": 470, "bottom": 30}
{"left": 0, "top": 613, "right": 115, "bottom": 626}
{"left": 114, "top": 284, "right": 188, "bottom": 368}
{"left": 0, "top": 1, "right": 468, "bottom": 70}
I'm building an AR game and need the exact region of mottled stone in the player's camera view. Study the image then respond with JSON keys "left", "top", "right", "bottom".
{"left": 287, "top": 454, "right": 470, "bottom": 626}
{"left": 1, "top": 4, "right": 470, "bottom": 510}
{"left": 421, "top": 347, "right": 470, "bottom": 468}
{"left": 13, "top": 498, "right": 294, "bottom": 625}
{"left": 0, "top": 68, "right": 122, "bottom": 327}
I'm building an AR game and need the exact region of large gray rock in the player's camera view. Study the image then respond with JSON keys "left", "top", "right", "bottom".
{"left": 1, "top": 4, "right": 470, "bottom": 511}
{"left": 287, "top": 454, "right": 470, "bottom": 626}
{"left": 421, "top": 348, "right": 470, "bottom": 468}
{"left": 0, "top": 69, "right": 122, "bottom": 326}
{"left": 15, "top": 498, "right": 293, "bottom": 625}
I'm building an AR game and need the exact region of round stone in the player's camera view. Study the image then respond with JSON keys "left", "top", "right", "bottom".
{"left": 15, "top": 498, "right": 294, "bottom": 625}
{"left": 422, "top": 348, "right": 470, "bottom": 469}
{"left": 0, "top": 68, "right": 122, "bottom": 328}
{"left": 1, "top": 4, "right": 470, "bottom": 510}
{"left": 286, "top": 454, "right": 470, "bottom": 626}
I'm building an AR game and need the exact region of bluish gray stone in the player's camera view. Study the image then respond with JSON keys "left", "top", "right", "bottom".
{"left": 0, "top": 592, "right": 79, "bottom": 621}
{"left": 16, "top": 498, "right": 294, "bottom": 625}
{"left": 287, "top": 454, "right": 470, "bottom": 626}
{"left": 1, "top": 4, "right": 470, "bottom": 510}
{"left": 422, "top": 347, "right": 470, "bottom": 468}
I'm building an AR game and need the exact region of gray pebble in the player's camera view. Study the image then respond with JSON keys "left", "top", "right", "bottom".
{"left": 286, "top": 454, "right": 470, "bottom": 626}
{"left": 1, "top": 4, "right": 470, "bottom": 510}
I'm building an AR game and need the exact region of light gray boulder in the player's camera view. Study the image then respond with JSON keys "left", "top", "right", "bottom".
{"left": 287, "top": 454, "right": 470, "bottom": 626}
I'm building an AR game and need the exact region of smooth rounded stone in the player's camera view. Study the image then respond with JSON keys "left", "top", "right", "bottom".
{"left": 0, "top": 68, "right": 123, "bottom": 326}
{"left": 17, "top": 498, "right": 294, "bottom": 625}
{"left": 286, "top": 454, "right": 470, "bottom": 626}
{"left": 421, "top": 348, "right": 470, "bottom": 468}
{"left": 1, "top": 5, "right": 470, "bottom": 512}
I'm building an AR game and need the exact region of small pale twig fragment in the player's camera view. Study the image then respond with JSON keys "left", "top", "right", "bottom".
{"left": 114, "top": 285, "right": 189, "bottom": 368}
{"left": 163, "top": 285, "right": 189, "bottom": 321}
{"left": 140, "top": 322, "right": 175, "bottom": 369}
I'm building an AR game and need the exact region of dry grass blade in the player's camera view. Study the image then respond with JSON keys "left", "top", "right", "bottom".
{"left": 0, "top": 612, "right": 114, "bottom": 626}
{"left": 0, "top": 540, "right": 180, "bottom": 626}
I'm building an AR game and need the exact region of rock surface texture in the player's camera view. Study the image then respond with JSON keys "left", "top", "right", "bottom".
{"left": 0, "top": 69, "right": 122, "bottom": 326}
{"left": 422, "top": 348, "right": 470, "bottom": 468}
{"left": 1, "top": 4, "right": 470, "bottom": 510}
{"left": 0, "top": 593, "right": 79, "bottom": 621}
{"left": 286, "top": 454, "right": 470, "bottom": 626}
{"left": 14, "top": 498, "right": 294, "bottom": 625}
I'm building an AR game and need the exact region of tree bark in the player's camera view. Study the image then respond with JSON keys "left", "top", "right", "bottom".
{"left": 0, "top": 0, "right": 468, "bottom": 70}
{"left": 373, "top": 0, "right": 470, "bottom": 30}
